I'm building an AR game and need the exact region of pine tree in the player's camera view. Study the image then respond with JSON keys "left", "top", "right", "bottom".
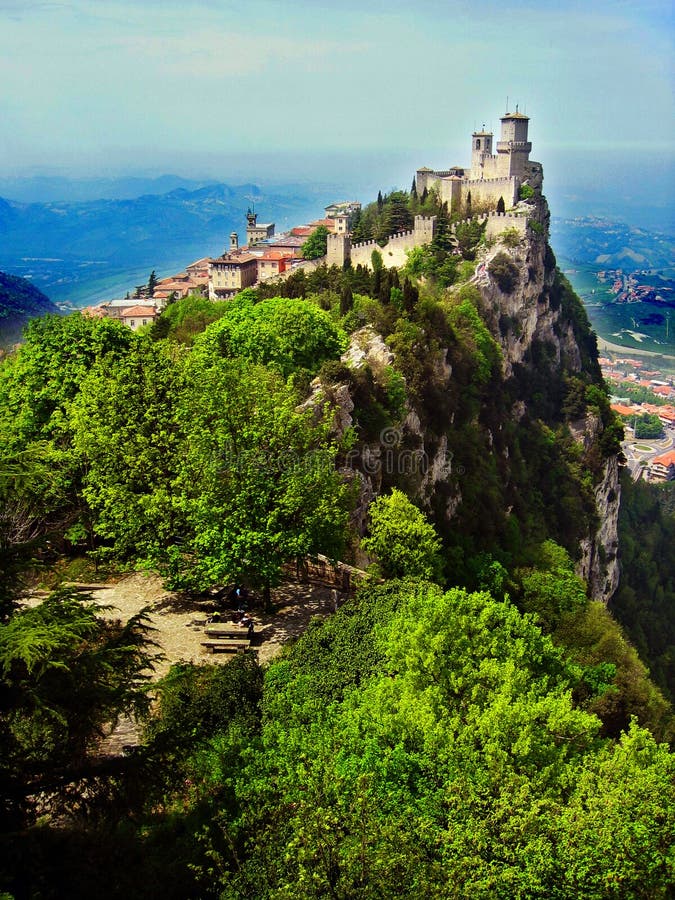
{"left": 340, "top": 284, "right": 353, "bottom": 316}
{"left": 148, "top": 270, "right": 158, "bottom": 297}
{"left": 402, "top": 277, "right": 418, "bottom": 314}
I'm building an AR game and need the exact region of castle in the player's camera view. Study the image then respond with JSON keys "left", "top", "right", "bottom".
{"left": 415, "top": 107, "right": 541, "bottom": 214}
{"left": 324, "top": 108, "right": 541, "bottom": 269}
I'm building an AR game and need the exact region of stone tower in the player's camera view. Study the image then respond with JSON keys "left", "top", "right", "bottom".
{"left": 326, "top": 232, "right": 351, "bottom": 268}
{"left": 230, "top": 231, "right": 239, "bottom": 252}
{"left": 470, "top": 128, "right": 494, "bottom": 180}
{"left": 496, "top": 107, "right": 531, "bottom": 178}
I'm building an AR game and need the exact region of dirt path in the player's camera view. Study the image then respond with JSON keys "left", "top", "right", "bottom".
{"left": 80, "top": 571, "right": 338, "bottom": 676}
{"left": 59, "top": 571, "right": 341, "bottom": 754}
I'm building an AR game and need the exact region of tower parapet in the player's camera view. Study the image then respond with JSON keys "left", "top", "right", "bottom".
{"left": 496, "top": 109, "right": 531, "bottom": 178}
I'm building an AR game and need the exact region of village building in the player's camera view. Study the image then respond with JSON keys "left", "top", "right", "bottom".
{"left": 209, "top": 231, "right": 258, "bottom": 299}
{"left": 245, "top": 210, "right": 275, "bottom": 245}
{"left": 325, "top": 201, "right": 361, "bottom": 219}
{"left": 256, "top": 249, "right": 294, "bottom": 282}
{"left": 98, "top": 297, "right": 148, "bottom": 319}
{"left": 266, "top": 233, "right": 307, "bottom": 255}
{"left": 119, "top": 305, "right": 157, "bottom": 330}
{"left": 185, "top": 257, "right": 212, "bottom": 280}
{"left": 650, "top": 450, "right": 675, "bottom": 481}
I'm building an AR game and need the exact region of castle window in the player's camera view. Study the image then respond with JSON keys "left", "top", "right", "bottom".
{"left": 476, "top": 139, "right": 480, "bottom": 150}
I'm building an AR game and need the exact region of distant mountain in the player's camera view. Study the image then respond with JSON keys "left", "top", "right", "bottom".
{"left": 0, "top": 174, "right": 217, "bottom": 203}
{"left": 0, "top": 182, "right": 324, "bottom": 306}
{"left": 0, "top": 271, "right": 59, "bottom": 346}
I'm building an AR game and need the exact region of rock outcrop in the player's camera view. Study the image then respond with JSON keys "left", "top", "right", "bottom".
{"left": 319, "top": 194, "right": 621, "bottom": 603}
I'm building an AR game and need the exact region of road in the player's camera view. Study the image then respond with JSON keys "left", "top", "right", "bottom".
{"left": 622, "top": 428, "right": 674, "bottom": 480}
{"left": 596, "top": 336, "right": 675, "bottom": 360}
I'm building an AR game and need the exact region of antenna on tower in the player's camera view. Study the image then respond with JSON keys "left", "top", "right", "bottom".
{"left": 506, "top": 95, "right": 509, "bottom": 113}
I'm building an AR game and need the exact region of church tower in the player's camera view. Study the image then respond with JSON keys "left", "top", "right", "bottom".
{"left": 470, "top": 127, "right": 494, "bottom": 180}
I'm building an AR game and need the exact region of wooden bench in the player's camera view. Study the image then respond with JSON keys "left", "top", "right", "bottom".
{"left": 201, "top": 639, "right": 251, "bottom": 654}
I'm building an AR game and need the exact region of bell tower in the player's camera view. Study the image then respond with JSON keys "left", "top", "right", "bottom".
{"left": 470, "top": 126, "right": 494, "bottom": 179}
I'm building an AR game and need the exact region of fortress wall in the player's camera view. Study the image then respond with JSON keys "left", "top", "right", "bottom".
{"left": 415, "top": 171, "right": 442, "bottom": 195}
{"left": 462, "top": 176, "right": 518, "bottom": 209}
{"left": 350, "top": 230, "right": 419, "bottom": 269}
{"left": 485, "top": 212, "right": 528, "bottom": 241}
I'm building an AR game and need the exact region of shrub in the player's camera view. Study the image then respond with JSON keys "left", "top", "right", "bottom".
{"left": 500, "top": 227, "right": 522, "bottom": 248}
{"left": 488, "top": 251, "right": 520, "bottom": 293}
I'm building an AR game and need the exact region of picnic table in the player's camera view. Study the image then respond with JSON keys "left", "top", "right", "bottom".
{"left": 201, "top": 638, "right": 252, "bottom": 654}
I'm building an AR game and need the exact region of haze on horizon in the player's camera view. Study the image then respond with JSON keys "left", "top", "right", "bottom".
{"left": 1, "top": 0, "right": 673, "bottom": 184}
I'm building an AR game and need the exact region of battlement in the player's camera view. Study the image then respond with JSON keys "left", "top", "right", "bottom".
{"left": 462, "top": 175, "right": 516, "bottom": 188}
{"left": 496, "top": 141, "right": 532, "bottom": 153}
{"left": 484, "top": 211, "right": 529, "bottom": 241}
{"left": 350, "top": 230, "right": 414, "bottom": 251}
{"left": 487, "top": 211, "right": 526, "bottom": 220}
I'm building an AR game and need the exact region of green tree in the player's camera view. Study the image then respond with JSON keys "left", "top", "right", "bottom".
{"left": 301, "top": 225, "right": 329, "bottom": 260}
{"left": 634, "top": 412, "right": 664, "bottom": 439}
{"left": 0, "top": 588, "right": 157, "bottom": 824}
{"left": 362, "top": 489, "right": 443, "bottom": 581}
{"left": 196, "top": 294, "right": 347, "bottom": 378}
{"left": 174, "top": 357, "right": 354, "bottom": 605}
{"left": 70, "top": 338, "right": 186, "bottom": 564}
{"left": 147, "top": 269, "right": 158, "bottom": 297}
{"left": 488, "top": 251, "right": 519, "bottom": 293}
{"left": 0, "top": 440, "right": 53, "bottom": 620}
{"left": 340, "top": 283, "right": 354, "bottom": 316}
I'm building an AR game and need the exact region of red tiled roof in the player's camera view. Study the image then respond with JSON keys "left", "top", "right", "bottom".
{"left": 652, "top": 450, "right": 675, "bottom": 468}
{"left": 186, "top": 257, "right": 212, "bottom": 268}
{"left": 120, "top": 305, "right": 157, "bottom": 318}
{"left": 81, "top": 305, "right": 106, "bottom": 318}
{"left": 611, "top": 404, "right": 636, "bottom": 417}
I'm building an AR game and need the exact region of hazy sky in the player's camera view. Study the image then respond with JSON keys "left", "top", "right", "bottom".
{"left": 1, "top": 0, "right": 673, "bottom": 178}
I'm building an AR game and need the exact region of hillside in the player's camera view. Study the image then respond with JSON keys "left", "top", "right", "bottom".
{"left": 1, "top": 182, "right": 673, "bottom": 898}
{"left": 0, "top": 270, "right": 58, "bottom": 345}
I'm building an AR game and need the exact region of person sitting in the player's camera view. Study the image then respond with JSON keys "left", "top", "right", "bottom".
{"left": 239, "top": 613, "right": 254, "bottom": 637}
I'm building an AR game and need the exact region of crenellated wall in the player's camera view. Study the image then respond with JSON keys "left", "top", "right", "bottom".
{"left": 484, "top": 212, "right": 529, "bottom": 240}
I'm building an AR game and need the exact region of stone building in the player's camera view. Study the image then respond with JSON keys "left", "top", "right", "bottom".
{"left": 209, "top": 233, "right": 258, "bottom": 299}
{"left": 245, "top": 210, "right": 275, "bottom": 245}
{"left": 415, "top": 108, "right": 540, "bottom": 214}
{"left": 119, "top": 305, "right": 157, "bottom": 330}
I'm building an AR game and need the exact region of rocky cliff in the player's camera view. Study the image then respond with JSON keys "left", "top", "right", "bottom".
{"left": 315, "top": 191, "right": 621, "bottom": 602}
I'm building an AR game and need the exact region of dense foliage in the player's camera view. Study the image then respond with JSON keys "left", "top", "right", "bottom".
{"left": 611, "top": 475, "right": 675, "bottom": 701}
{"left": 0, "top": 187, "right": 672, "bottom": 897}
{"left": 5, "top": 578, "right": 671, "bottom": 898}
{"left": 634, "top": 412, "right": 664, "bottom": 439}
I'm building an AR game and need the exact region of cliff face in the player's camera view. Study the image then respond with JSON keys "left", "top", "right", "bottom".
{"left": 475, "top": 198, "right": 621, "bottom": 601}
{"left": 321, "top": 194, "right": 621, "bottom": 602}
